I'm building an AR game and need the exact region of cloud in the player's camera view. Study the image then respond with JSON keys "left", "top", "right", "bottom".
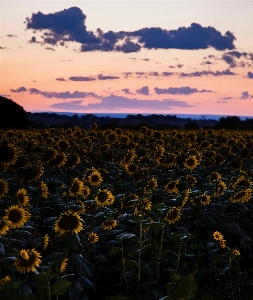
{"left": 136, "top": 86, "right": 150, "bottom": 95}
{"left": 69, "top": 76, "right": 96, "bottom": 81}
{"left": 97, "top": 74, "right": 120, "bottom": 80}
{"left": 247, "top": 71, "right": 253, "bottom": 78}
{"left": 219, "top": 96, "right": 234, "bottom": 100}
{"left": 50, "top": 94, "right": 193, "bottom": 111}
{"left": 221, "top": 51, "right": 253, "bottom": 68}
{"left": 179, "top": 69, "right": 235, "bottom": 77}
{"left": 122, "top": 88, "right": 134, "bottom": 95}
{"left": 56, "top": 77, "right": 66, "bottom": 81}
{"left": 45, "top": 47, "right": 55, "bottom": 51}
{"left": 154, "top": 86, "right": 214, "bottom": 95}
{"left": 240, "top": 91, "right": 253, "bottom": 99}
{"left": 26, "top": 7, "right": 236, "bottom": 52}
{"left": 10, "top": 86, "right": 100, "bottom": 99}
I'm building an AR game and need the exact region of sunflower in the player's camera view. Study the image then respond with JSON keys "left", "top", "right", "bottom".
{"left": 233, "top": 249, "right": 240, "bottom": 256}
{"left": 0, "top": 178, "right": 9, "bottom": 198}
{"left": 82, "top": 186, "right": 91, "bottom": 199}
{"left": 0, "top": 145, "right": 20, "bottom": 167}
{"left": 163, "top": 153, "right": 177, "bottom": 167}
{"left": 134, "top": 198, "right": 152, "bottom": 215}
{"left": 64, "top": 153, "right": 81, "bottom": 168}
{"left": 49, "top": 153, "right": 67, "bottom": 168}
{"left": 16, "top": 188, "right": 29, "bottom": 207}
{"left": 184, "top": 155, "right": 198, "bottom": 170}
{"left": 165, "top": 180, "right": 179, "bottom": 193}
{"left": 164, "top": 207, "right": 181, "bottom": 224}
{"left": 185, "top": 175, "right": 197, "bottom": 187}
{"left": 43, "top": 234, "right": 49, "bottom": 250}
{"left": 121, "top": 193, "right": 138, "bottom": 209}
{"left": 14, "top": 249, "right": 42, "bottom": 273}
{"left": 88, "top": 232, "right": 99, "bottom": 244}
{"left": 121, "top": 150, "right": 136, "bottom": 167}
{"left": 60, "top": 258, "right": 68, "bottom": 273}
{"left": 88, "top": 170, "right": 103, "bottom": 186}
{"left": 230, "top": 189, "right": 251, "bottom": 203}
{"left": 219, "top": 239, "right": 226, "bottom": 249}
{"left": 4, "top": 205, "right": 31, "bottom": 229}
{"left": 106, "top": 132, "right": 117, "bottom": 143}
{"left": 213, "top": 231, "right": 223, "bottom": 241}
{"left": 58, "top": 140, "right": 70, "bottom": 151}
{"left": 0, "top": 218, "right": 9, "bottom": 236}
{"left": 40, "top": 148, "right": 57, "bottom": 164}
{"left": 95, "top": 189, "right": 115, "bottom": 207}
{"left": 144, "top": 177, "right": 158, "bottom": 194}
{"left": 199, "top": 193, "right": 211, "bottom": 206}
{"left": 41, "top": 181, "right": 49, "bottom": 198}
{"left": 209, "top": 172, "right": 221, "bottom": 183}
{"left": 213, "top": 180, "right": 226, "bottom": 197}
{"left": 180, "top": 189, "right": 191, "bottom": 209}
{"left": 102, "top": 219, "right": 117, "bottom": 230}
{"left": 232, "top": 176, "right": 252, "bottom": 190}
{"left": 90, "top": 123, "right": 98, "bottom": 130}
{"left": 232, "top": 157, "right": 242, "bottom": 171}
{"left": 22, "top": 166, "right": 43, "bottom": 183}
{"left": 55, "top": 211, "right": 83, "bottom": 235}
{"left": 82, "top": 167, "right": 97, "bottom": 182}
{"left": 125, "top": 163, "right": 138, "bottom": 175}
{"left": 0, "top": 275, "right": 11, "bottom": 286}
{"left": 69, "top": 178, "right": 84, "bottom": 197}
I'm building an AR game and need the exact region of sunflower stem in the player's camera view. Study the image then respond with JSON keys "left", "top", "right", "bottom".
{"left": 156, "top": 225, "right": 165, "bottom": 291}
{"left": 175, "top": 242, "right": 182, "bottom": 273}
{"left": 120, "top": 239, "right": 129, "bottom": 292}
{"left": 137, "top": 213, "right": 143, "bottom": 299}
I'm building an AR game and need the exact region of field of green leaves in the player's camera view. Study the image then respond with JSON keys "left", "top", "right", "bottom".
{"left": 0, "top": 126, "right": 253, "bottom": 300}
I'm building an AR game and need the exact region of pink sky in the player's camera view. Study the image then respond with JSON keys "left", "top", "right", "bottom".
{"left": 1, "top": 1, "right": 253, "bottom": 116}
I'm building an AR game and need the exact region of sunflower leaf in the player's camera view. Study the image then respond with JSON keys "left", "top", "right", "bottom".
{"left": 51, "top": 279, "right": 72, "bottom": 296}
{"left": 68, "top": 253, "right": 93, "bottom": 276}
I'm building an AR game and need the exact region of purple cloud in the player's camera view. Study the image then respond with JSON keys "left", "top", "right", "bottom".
{"left": 56, "top": 77, "right": 66, "bottom": 81}
{"left": 69, "top": 76, "right": 96, "bottom": 81}
{"left": 154, "top": 86, "right": 214, "bottom": 95}
{"left": 179, "top": 69, "right": 235, "bottom": 77}
{"left": 26, "top": 7, "right": 236, "bottom": 52}
{"left": 97, "top": 74, "right": 120, "bottom": 80}
{"left": 136, "top": 86, "right": 150, "bottom": 95}
{"left": 122, "top": 88, "right": 134, "bottom": 95}
{"left": 247, "top": 72, "right": 253, "bottom": 78}
{"left": 240, "top": 91, "right": 253, "bottom": 99}
{"left": 11, "top": 86, "right": 27, "bottom": 92}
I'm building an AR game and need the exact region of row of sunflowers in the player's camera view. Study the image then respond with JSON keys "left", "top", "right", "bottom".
{"left": 0, "top": 125, "right": 253, "bottom": 299}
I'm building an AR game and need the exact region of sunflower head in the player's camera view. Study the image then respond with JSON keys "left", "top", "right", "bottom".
{"left": 0, "top": 145, "right": 20, "bottom": 167}
{"left": 144, "top": 177, "right": 158, "bottom": 194}
{"left": 213, "top": 231, "right": 223, "bottom": 241}
{"left": 16, "top": 188, "right": 29, "bottom": 207}
{"left": 88, "top": 170, "right": 103, "bottom": 186}
{"left": 0, "top": 218, "right": 9, "bottom": 236}
{"left": 0, "top": 275, "right": 11, "bottom": 286}
{"left": 64, "top": 153, "right": 81, "bottom": 168}
{"left": 41, "top": 181, "right": 49, "bottom": 198}
{"left": 69, "top": 178, "right": 84, "bottom": 197}
{"left": 199, "top": 193, "right": 211, "bottom": 206}
{"left": 0, "top": 179, "right": 9, "bottom": 198}
{"left": 88, "top": 232, "right": 99, "bottom": 244}
{"left": 22, "top": 166, "right": 43, "bottom": 183}
{"left": 43, "top": 234, "right": 49, "bottom": 250}
{"left": 4, "top": 205, "right": 31, "bottom": 229}
{"left": 165, "top": 180, "right": 179, "bottom": 193}
{"left": 55, "top": 211, "right": 83, "bottom": 235}
{"left": 184, "top": 155, "right": 198, "bottom": 170}
{"left": 95, "top": 189, "right": 114, "bottom": 207}
{"left": 164, "top": 207, "right": 181, "bottom": 224}
{"left": 60, "top": 258, "right": 68, "bottom": 273}
{"left": 14, "top": 249, "right": 42, "bottom": 273}
{"left": 102, "top": 219, "right": 117, "bottom": 230}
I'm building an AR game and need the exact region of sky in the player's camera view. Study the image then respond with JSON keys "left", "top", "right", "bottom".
{"left": 1, "top": 0, "right": 253, "bottom": 116}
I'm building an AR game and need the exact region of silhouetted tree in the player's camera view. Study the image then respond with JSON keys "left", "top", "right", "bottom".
{"left": 0, "top": 96, "right": 29, "bottom": 129}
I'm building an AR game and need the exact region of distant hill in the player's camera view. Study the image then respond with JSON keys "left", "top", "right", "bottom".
{"left": 0, "top": 96, "right": 29, "bottom": 129}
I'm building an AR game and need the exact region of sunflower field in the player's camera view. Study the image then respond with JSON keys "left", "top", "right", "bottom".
{"left": 0, "top": 126, "right": 253, "bottom": 300}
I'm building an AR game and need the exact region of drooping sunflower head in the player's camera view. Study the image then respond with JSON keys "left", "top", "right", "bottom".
{"left": 232, "top": 176, "right": 252, "bottom": 190}
{"left": 69, "top": 178, "right": 84, "bottom": 197}
{"left": 232, "top": 157, "right": 242, "bottom": 171}
{"left": 230, "top": 189, "right": 251, "bottom": 203}
{"left": 16, "top": 188, "right": 29, "bottom": 207}
{"left": 90, "top": 123, "right": 98, "bottom": 130}
{"left": 0, "top": 145, "right": 20, "bottom": 167}
{"left": 185, "top": 175, "right": 197, "bottom": 187}
{"left": 164, "top": 207, "right": 181, "bottom": 224}
{"left": 144, "top": 177, "right": 158, "bottom": 194}
{"left": 22, "top": 166, "right": 43, "bottom": 183}
{"left": 64, "top": 153, "right": 81, "bottom": 168}
{"left": 121, "top": 150, "right": 136, "bottom": 167}
{"left": 43, "top": 234, "right": 49, "bottom": 250}
{"left": 106, "top": 132, "right": 117, "bottom": 143}
{"left": 165, "top": 180, "right": 179, "bottom": 193}
{"left": 134, "top": 198, "right": 152, "bottom": 215}
{"left": 233, "top": 249, "right": 240, "bottom": 256}
{"left": 14, "top": 249, "right": 42, "bottom": 273}
{"left": 4, "top": 205, "right": 31, "bottom": 229}
{"left": 184, "top": 155, "right": 198, "bottom": 170}
{"left": 214, "top": 181, "right": 227, "bottom": 197}
{"left": 49, "top": 153, "right": 67, "bottom": 168}
{"left": 40, "top": 148, "right": 57, "bottom": 164}
{"left": 88, "top": 232, "right": 99, "bottom": 244}
{"left": 41, "top": 181, "right": 49, "bottom": 198}
{"left": 102, "top": 219, "right": 117, "bottom": 230}
{"left": 82, "top": 186, "right": 91, "bottom": 199}
{"left": 60, "top": 258, "right": 68, "bottom": 273}
{"left": 95, "top": 189, "right": 115, "bottom": 207}
{"left": 209, "top": 172, "right": 221, "bottom": 183}
{"left": 58, "top": 140, "right": 70, "bottom": 151}
{"left": 0, "top": 178, "right": 9, "bottom": 198}
{"left": 88, "top": 170, "right": 103, "bottom": 186}
{"left": 55, "top": 211, "right": 83, "bottom": 235}
{"left": 121, "top": 193, "right": 138, "bottom": 209}
{"left": 0, "top": 218, "right": 9, "bottom": 236}
{"left": 82, "top": 167, "right": 97, "bottom": 182}
{"left": 125, "top": 163, "right": 138, "bottom": 175}
{"left": 0, "top": 275, "right": 11, "bottom": 286}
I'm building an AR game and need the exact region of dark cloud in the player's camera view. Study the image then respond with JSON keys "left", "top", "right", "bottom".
{"left": 177, "top": 64, "right": 184, "bottom": 68}
{"left": 201, "top": 61, "right": 213, "bottom": 65}
{"left": 50, "top": 94, "right": 193, "bottom": 111}
{"left": 179, "top": 69, "right": 235, "bottom": 77}
{"left": 162, "top": 72, "right": 174, "bottom": 77}
{"left": 26, "top": 7, "right": 236, "bottom": 52}
{"left": 219, "top": 96, "right": 234, "bottom": 100}
{"left": 154, "top": 86, "right": 214, "bottom": 95}
{"left": 56, "top": 77, "right": 66, "bottom": 81}
{"left": 247, "top": 72, "right": 253, "bottom": 78}
{"left": 69, "top": 76, "right": 96, "bottom": 81}
{"left": 11, "top": 86, "right": 27, "bottom": 92}
{"left": 45, "top": 47, "right": 55, "bottom": 51}
{"left": 7, "top": 34, "right": 16, "bottom": 37}
{"left": 97, "top": 74, "right": 120, "bottom": 80}
{"left": 29, "top": 36, "right": 37, "bottom": 43}
{"left": 221, "top": 51, "right": 253, "bottom": 68}
{"left": 10, "top": 86, "right": 100, "bottom": 99}
{"left": 136, "top": 86, "right": 150, "bottom": 95}
{"left": 122, "top": 88, "right": 134, "bottom": 95}
{"left": 0, "top": 46, "right": 7, "bottom": 50}
{"left": 240, "top": 91, "right": 253, "bottom": 99}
